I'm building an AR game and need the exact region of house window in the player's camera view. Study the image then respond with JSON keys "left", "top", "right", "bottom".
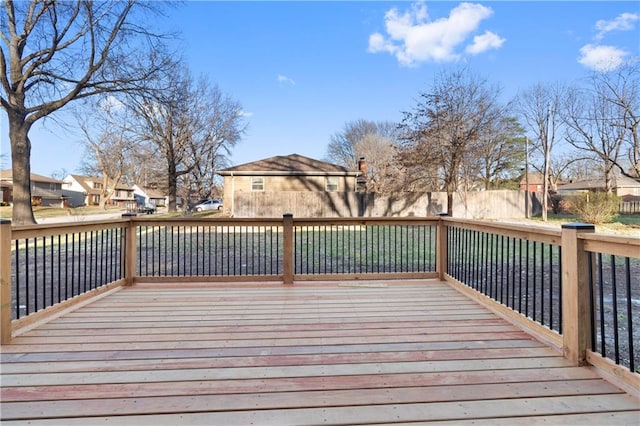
{"left": 251, "top": 177, "right": 264, "bottom": 191}
{"left": 325, "top": 176, "right": 339, "bottom": 192}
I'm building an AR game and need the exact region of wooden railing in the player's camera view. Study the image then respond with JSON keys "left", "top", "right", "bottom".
{"left": 439, "top": 217, "right": 639, "bottom": 389}
{"left": 1, "top": 215, "right": 638, "bottom": 389}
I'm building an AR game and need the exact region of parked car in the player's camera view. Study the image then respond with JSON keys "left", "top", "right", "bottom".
{"left": 193, "top": 199, "right": 223, "bottom": 212}
{"left": 137, "top": 202, "right": 156, "bottom": 214}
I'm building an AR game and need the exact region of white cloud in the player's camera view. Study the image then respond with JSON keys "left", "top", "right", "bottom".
{"left": 595, "top": 12, "right": 639, "bottom": 41}
{"left": 578, "top": 44, "right": 628, "bottom": 72}
{"left": 465, "top": 31, "right": 505, "bottom": 55}
{"left": 277, "top": 75, "right": 296, "bottom": 85}
{"left": 367, "top": 1, "right": 501, "bottom": 66}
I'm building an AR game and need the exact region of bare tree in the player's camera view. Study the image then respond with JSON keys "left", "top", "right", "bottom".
{"left": 76, "top": 97, "right": 134, "bottom": 209}
{"left": 397, "top": 68, "right": 504, "bottom": 215}
{"left": 0, "top": 0, "right": 172, "bottom": 224}
{"left": 127, "top": 65, "right": 246, "bottom": 212}
{"left": 122, "top": 143, "right": 165, "bottom": 191}
{"left": 563, "top": 84, "right": 625, "bottom": 192}
{"left": 516, "top": 83, "right": 565, "bottom": 221}
{"left": 325, "top": 119, "right": 400, "bottom": 193}
{"left": 563, "top": 156, "right": 602, "bottom": 182}
{"left": 588, "top": 64, "right": 639, "bottom": 179}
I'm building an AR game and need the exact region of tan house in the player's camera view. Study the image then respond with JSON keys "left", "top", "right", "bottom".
{"left": 557, "top": 175, "right": 640, "bottom": 197}
{"left": 218, "top": 154, "right": 361, "bottom": 216}
{"left": 63, "top": 174, "right": 136, "bottom": 207}
{"left": 0, "top": 170, "right": 65, "bottom": 207}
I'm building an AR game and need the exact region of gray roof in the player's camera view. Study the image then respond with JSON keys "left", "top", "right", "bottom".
{"left": 559, "top": 175, "right": 640, "bottom": 191}
{"left": 218, "top": 154, "right": 360, "bottom": 176}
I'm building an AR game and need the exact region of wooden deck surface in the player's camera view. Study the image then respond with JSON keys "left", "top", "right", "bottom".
{"left": 1, "top": 280, "right": 638, "bottom": 425}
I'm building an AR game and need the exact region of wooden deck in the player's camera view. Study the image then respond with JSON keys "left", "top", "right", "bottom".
{"left": 1, "top": 280, "right": 638, "bottom": 425}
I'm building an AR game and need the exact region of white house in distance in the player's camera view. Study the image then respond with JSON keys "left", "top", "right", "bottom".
{"left": 132, "top": 184, "right": 166, "bottom": 208}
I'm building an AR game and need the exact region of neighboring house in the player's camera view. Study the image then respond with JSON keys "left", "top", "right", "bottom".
{"left": 557, "top": 175, "right": 640, "bottom": 197}
{"left": 132, "top": 184, "right": 166, "bottom": 207}
{"left": 0, "top": 180, "right": 11, "bottom": 204}
{"left": 218, "top": 154, "right": 361, "bottom": 215}
{"left": 519, "top": 172, "right": 548, "bottom": 192}
{"left": 63, "top": 174, "right": 136, "bottom": 207}
{"left": 219, "top": 153, "right": 360, "bottom": 195}
{"left": 63, "top": 174, "right": 103, "bottom": 206}
{"left": 0, "top": 170, "right": 65, "bottom": 207}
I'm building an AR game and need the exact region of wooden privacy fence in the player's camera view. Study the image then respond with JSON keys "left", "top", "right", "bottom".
{"left": 1, "top": 215, "right": 638, "bottom": 390}
{"left": 232, "top": 190, "right": 530, "bottom": 219}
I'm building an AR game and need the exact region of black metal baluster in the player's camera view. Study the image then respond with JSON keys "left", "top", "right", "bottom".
{"left": 518, "top": 238, "right": 523, "bottom": 313}
{"left": 176, "top": 226, "right": 181, "bottom": 276}
{"left": 549, "top": 244, "right": 555, "bottom": 330}
{"left": 598, "top": 253, "right": 606, "bottom": 357}
{"left": 71, "top": 233, "right": 76, "bottom": 297}
{"left": 499, "top": 235, "right": 505, "bottom": 303}
{"left": 589, "top": 252, "right": 596, "bottom": 352}
{"left": 610, "top": 255, "right": 620, "bottom": 364}
{"left": 15, "top": 240, "right": 21, "bottom": 318}
{"left": 624, "top": 257, "right": 634, "bottom": 372}
{"left": 532, "top": 241, "right": 538, "bottom": 321}
{"left": 556, "top": 245, "right": 563, "bottom": 331}
{"left": 33, "top": 238, "right": 38, "bottom": 311}
{"left": 26, "top": 239, "right": 31, "bottom": 314}
{"left": 183, "top": 225, "right": 188, "bottom": 276}
{"left": 540, "top": 243, "right": 545, "bottom": 326}
{"left": 525, "top": 240, "right": 530, "bottom": 317}
{"left": 64, "top": 234, "right": 69, "bottom": 301}
{"left": 57, "top": 235, "right": 61, "bottom": 304}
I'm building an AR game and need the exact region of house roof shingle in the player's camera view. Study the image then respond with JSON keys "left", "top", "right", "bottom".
{"left": 218, "top": 154, "right": 360, "bottom": 176}
{"left": 559, "top": 175, "right": 640, "bottom": 191}
{"left": 67, "top": 174, "right": 133, "bottom": 194}
{"left": 0, "top": 170, "right": 63, "bottom": 184}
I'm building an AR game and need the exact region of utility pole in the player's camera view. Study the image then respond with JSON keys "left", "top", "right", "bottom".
{"left": 525, "top": 137, "right": 530, "bottom": 219}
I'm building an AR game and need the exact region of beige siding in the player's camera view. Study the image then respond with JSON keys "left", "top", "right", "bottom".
{"left": 222, "top": 175, "right": 356, "bottom": 210}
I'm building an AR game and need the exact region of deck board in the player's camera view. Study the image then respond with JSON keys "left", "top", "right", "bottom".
{"left": 1, "top": 280, "right": 638, "bottom": 424}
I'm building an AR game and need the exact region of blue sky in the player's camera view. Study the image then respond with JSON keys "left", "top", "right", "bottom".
{"left": 1, "top": 1, "right": 639, "bottom": 177}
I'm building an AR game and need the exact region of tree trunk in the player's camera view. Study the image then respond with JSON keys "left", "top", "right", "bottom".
{"left": 167, "top": 162, "right": 178, "bottom": 213}
{"left": 7, "top": 112, "right": 36, "bottom": 225}
{"left": 446, "top": 191, "right": 454, "bottom": 216}
{"left": 542, "top": 148, "right": 551, "bottom": 222}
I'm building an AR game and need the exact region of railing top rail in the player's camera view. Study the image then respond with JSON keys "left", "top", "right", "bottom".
{"left": 441, "top": 217, "right": 562, "bottom": 245}
{"left": 580, "top": 232, "right": 640, "bottom": 259}
{"left": 579, "top": 232, "right": 640, "bottom": 246}
{"left": 11, "top": 219, "right": 130, "bottom": 240}
{"left": 291, "top": 217, "right": 440, "bottom": 226}
{"left": 130, "top": 217, "right": 285, "bottom": 227}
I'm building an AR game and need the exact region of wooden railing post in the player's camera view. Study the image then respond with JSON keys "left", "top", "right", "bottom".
{"left": 282, "top": 213, "right": 294, "bottom": 284}
{"left": 0, "top": 220, "right": 12, "bottom": 344}
{"left": 436, "top": 213, "right": 449, "bottom": 281}
{"left": 122, "top": 213, "right": 137, "bottom": 286}
{"left": 561, "top": 222, "right": 595, "bottom": 365}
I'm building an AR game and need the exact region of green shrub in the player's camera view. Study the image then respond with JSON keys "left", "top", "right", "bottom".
{"left": 563, "top": 192, "right": 620, "bottom": 224}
